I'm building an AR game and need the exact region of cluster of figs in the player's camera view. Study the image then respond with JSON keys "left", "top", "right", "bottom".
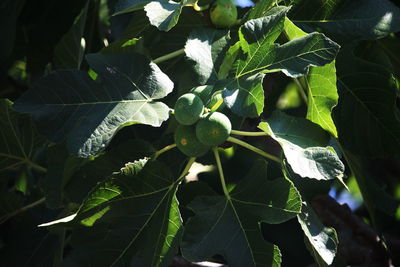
{"left": 173, "top": 87, "right": 232, "bottom": 157}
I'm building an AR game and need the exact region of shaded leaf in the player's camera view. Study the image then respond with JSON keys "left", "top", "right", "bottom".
{"left": 298, "top": 202, "right": 338, "bottom": 265}
{"left": 182, "top": 160, "right": 301, "bottom": 266}
{"left": 64, "top": 159, "right": 183, "bottom": 266}
{"left": 65, "top": 139, "right": 155, "bottom": 204}
{"left": 21, "top": 0, "right": 89, "bottom": 74}
{"left": 42, "top": 145, "right": 83, "bottom": 209}
{"left": 14, "top": 53, "right": 173, "bottom": 157}
{"left": 0, "top": 0, "right": 25, "bottom": 62}
{"left": 114, "top": 0, "right": 151, "bottom": 15}
{"left": 53, "top": 2, "right": 89, "bottom": 70}
{"left": 0, "top": 213, "right": 66, "bottom": 266}
{"left": 258, "top": 111, "right": 344, "bottom": 180}
{"left": 334, "top": 47, "right": 400, "bottom": 156}
{"left": 341, "top": 150, "right": 399, "bottom": 226}
{"left": 290, "top": 0, "right": 400, "bottom": 42}
{"left": 185, "top": 28, "right": 230, "bottom": 84}
{"left": 0, "top": 99, "right": 44, "bottom": 171}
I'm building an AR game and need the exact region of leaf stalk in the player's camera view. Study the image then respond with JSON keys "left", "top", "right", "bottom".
{"left": 178, "top": 157, "right": 196, "bottom": 181}
{"left": 153, "top": 143, "right": 177, "bottom": 160}
{"left": 227, "top": 136, "right": 282, "bottom": 164}
{"left": 230, "top": 129, "right": 270, "bottom": 136}
{"left": 153, "top": 48, "right": 185, "bottom": 64}
{"left": 0, "top": 197, "right": 45, "bottom": 224}
{"left": 212, "top": 147, "right": 230, "bottom": 198}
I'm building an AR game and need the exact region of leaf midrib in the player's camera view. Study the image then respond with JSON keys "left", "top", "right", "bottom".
{"left": 43, "top": 99, "right": 152, "bottom": 106}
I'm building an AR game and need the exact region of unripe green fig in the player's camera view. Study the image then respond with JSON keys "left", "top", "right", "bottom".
{"left": 196, "top": 112, "right": 231, "bottom": 146}
{"left": 174, "top": 124, "right": 210, "bottom": 157}
{"left": 210, "top": 0, "right": 237, "bottom": 28}
{"left": 174, "top": 93, "right": 204, "bottom": 125}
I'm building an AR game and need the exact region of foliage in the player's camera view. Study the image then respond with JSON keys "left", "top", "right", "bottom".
{"left": 1, "top": 0, "right": 399, "bottom": 266}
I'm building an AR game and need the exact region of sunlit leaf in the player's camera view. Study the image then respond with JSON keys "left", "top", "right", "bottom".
{"left": 284, "top": 18, "right": 338, "bottom": 137}
{"left": 259, "top": 111, "right": 344, "bottom": 181}
{"left": 298, "top": 202, "right": 338, "bottom": 265}
{"left": 185, "top": 27, "right": 230, "bottom": 84}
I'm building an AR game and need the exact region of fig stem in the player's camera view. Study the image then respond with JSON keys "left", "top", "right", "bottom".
{"left": 192, "top": 2, "right": 210, "bottom": 11}
{"left": 227, "top": 136, "right": 282, "bottom": 164}
{"left": 210, "top": 97, "right": 224, "bottom": 112}
{"left": 27, "top": 160, "right": 47, "bottom": 173}
{"left": 153, "top": 48, "right": 185, "bottom": 64}
{"left": 230, "top": 129, "right": 270, "bottom": 136}
{"left": 178, "top": 157, "right": 196, "bottom": 182}
{"left": 153, "top": 143, "right": 177, "bottom": 160}
{"left": 213, "top": 147, "right": 230, "bottom": 198}
{"left": 0, "top": 197, "right": 45, "bottom": 224}
{"left": 293, "top": 77, "right": 308, "bottom": 104}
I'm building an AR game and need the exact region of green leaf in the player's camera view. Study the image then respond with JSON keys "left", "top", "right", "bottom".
{"left": 217, "top": 7, "right": 339, "bottom": 118}
{"left": 341, "top": 150, "right": 399, "bottom": 227}
{"left": 21, "top": 0, "right": 89, "bottom": 74}
{"left": 144, "top": 0, "right": 187, "bottom": 31}
{"left": 182, "top": 160, "right": 301, "bottom": 266}
{"left": 101, "top": 37, "right": 147, "bottom": 56}
{"left": 235, "top": 8, "right": 340, "bottom": 78}
{"left": 14, "top": 53, "right": 173, "bottom": 157}
{"left": 284, "top": 18, "right": 338, "bottom": 137}
{"left": 305, "top": 62, "right": 339, "bottom": 137}
{"left": 258, "top": 111, "right": 345, "bottom": 181}
{"left": 53, "top": 2, "right": 89, "bottom": 70}
{"left": 185, "top": 28, "right": 230, "bottom": 84}
{"left": 0, "top": 0, "right": 25, "bottom": 62}
{"left": 0, "top": 99, "right": 44, "bottom": 171}
{"left": 244, "top": 0, "right": 275, "bottom": 21}
{"left": 290, "top": 0, "right": 400, "bottom": 41}
{"left": 297, "top": 202, "right": 338, "bottom": 265}
{"left": 374, "top": 37, "right": 400, "bottom": 78}
{"left": 65, "top": 159, "right": 182, "bottom": 266}
{"left": 65, "top": 139, "right": 155, "bottom": 204}
{"left": 220, "top": 73, "right": 265, "bottom": 118}
{"left": 334, "top": 47, "right": 400, "bottom": 156}
{"left": 41, "top": 145, "right": 83, "bottom": 209}
{"left": 114, "top": 0, "right": 151, "bottom": 15}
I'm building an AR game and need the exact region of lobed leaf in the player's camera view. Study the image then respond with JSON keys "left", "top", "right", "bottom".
{"left": 334, "top": 47, "right": 400, "bottom": 156}
{"left": 284, "top": 18, "right": 338, "bottom": 137}
{"left": 182, "top": 160, "right": 301, "bottom": 266}
{"left": 14, "top": 53, "right": 173, "bottom": 157}
{"left": 0, "top": 99, "right": 45, "bottom": 171}
{"left": 65, "top": 159, "right": 182, "bottom": 267}
{"left": 259, "top": 111, "right": 344, "bottom": 181}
